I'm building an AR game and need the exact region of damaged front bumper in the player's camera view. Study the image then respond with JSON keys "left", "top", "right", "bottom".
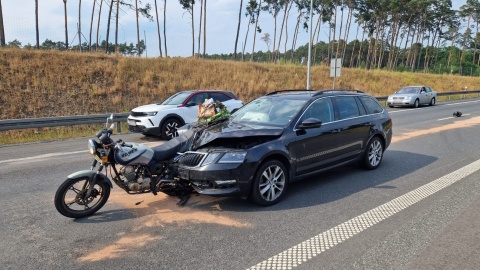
{"left": 177, "top": 161, "right": 255, "bottom": 197}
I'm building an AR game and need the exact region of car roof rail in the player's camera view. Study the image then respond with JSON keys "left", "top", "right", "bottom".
{"left": 266, "top": 89, "right": 313, "bottom": 95}
{"left": 312, "top": 89, "right": 364, "bottom": 96}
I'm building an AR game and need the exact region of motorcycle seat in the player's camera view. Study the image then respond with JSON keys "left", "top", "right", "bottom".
{"left": 152, "top": 129, "right": 195, "bottom": 161}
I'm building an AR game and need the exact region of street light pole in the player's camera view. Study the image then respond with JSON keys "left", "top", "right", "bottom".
{"left": 306, "top": 0, "right": 314, "bottom": 90}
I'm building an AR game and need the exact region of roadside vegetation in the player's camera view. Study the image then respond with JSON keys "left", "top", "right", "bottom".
{"left": 0, "top": 49, "right": 480, "bottom": 145}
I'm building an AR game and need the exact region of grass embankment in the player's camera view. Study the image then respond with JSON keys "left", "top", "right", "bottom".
{"left": 1, "top": 49, "right": 479, "bottom": 145}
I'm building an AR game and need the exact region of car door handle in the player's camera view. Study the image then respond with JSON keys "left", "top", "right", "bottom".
{"left": 363, "top": 122, "right": 373, "bottom": 126}
{"left": 331, "top": 129, "right": 341, "bottom": 134}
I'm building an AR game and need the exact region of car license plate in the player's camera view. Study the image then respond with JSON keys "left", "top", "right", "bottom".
{"left": 127, "top": 119, "right": 136, "bottom": 126}
{"left": 178, "top": 168, "right": 189, "bottom": 180}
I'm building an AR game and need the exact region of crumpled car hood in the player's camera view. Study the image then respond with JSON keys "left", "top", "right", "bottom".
{"left": 193, "top": 120, "right": 284, "bottom": 149}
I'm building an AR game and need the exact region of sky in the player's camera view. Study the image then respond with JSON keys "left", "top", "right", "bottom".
{"left": 1, "top": 0, "right": 467, "bottom": 58}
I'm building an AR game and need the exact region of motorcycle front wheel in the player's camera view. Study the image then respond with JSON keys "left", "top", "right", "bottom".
{"left": 54, "top": 177, "right": 111, "bottom": 218}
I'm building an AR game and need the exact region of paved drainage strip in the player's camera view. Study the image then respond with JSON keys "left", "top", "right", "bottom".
{"left": 247, "top": 158, "right": 480, "bottom": 270}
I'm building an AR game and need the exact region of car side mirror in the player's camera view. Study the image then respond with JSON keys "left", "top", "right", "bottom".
{"left": 185, "top": 102, "right": 197, "bottom": 107}
{"left": 298, "top": 118, "right": 322, "bottom": 129}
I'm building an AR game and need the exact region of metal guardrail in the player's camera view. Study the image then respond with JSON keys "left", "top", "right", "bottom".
{"left": 0, "top": 113, "right": 130, "bottom": 131}
{"left": 0, "top": 90, "right": 479, "bottom": 131}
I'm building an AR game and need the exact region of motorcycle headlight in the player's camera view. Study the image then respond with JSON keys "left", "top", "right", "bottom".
{"left": 218, "top": 152, "right": 247, "bottom": 163}
{"left": 146, "top": 111, "right": 158, "bottom": 116}
{"left": 87, "top": 139, "right": 96, "bottom": 155}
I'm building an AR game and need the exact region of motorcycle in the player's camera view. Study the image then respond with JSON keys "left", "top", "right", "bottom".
{"left": 54, "top": 115, "right": 197, "bottom": 218}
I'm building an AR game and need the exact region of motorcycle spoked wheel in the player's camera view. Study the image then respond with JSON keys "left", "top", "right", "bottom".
{"left": 54, "top": 177, "right": 111, "bottom": 218}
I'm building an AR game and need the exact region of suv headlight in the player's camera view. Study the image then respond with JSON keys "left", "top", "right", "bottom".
{"left": 218, "top": 152, "right": 246, "bottom": 163}
{"left": 146, "top": 111, "right": 158, "bottom": 116}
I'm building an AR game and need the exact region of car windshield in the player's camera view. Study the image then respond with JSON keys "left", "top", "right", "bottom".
{"left": 230, "top": 96, "right": 307, "bottom": 127}
{"left": 161, "top": 92, "right": 193, "bottom": 105}
{"left": 396, "top": 87, "right": 420, "bottom": 94}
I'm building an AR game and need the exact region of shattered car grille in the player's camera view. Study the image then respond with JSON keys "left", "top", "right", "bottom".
{"left": 178, "top": 152, "right": 206, "bottom": 167}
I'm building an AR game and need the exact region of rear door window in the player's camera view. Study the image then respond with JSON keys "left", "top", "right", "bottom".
{"left": 335, "top": 96, "right": 361, "bottom": 120}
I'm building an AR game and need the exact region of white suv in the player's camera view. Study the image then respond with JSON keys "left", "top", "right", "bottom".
{"left": 127, "top": 90, "right": 243, "bottom": 140}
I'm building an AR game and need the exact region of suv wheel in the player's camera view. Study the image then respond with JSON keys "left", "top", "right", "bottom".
{"left": 362, "top": 137, "right": 384, "bottom": 170}
{"left": 250, "top": 160, "right": 288, "bottom": 206}
{"left": 161, "top": 118, "right": 181, "bottom": 140}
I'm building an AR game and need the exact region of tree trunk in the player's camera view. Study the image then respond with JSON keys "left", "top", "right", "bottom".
{"left": 0, "top": 0, "right": 4, "bottom": 47}
{"left": 115, "top": 0, "right": 120, "bottom": 54}
{"left": 342, "top": 7, "right": 352, "bottom": 61}
{"left": 473, "top": 21, "right": 478, "bottom": 65}
{"left": 89, "top": 0, "right": 96, "bottom": 51}
{"left": 105, "top": 0, "right": 114, "bottom": 53}
{"left": 191, "top": 4, "right": 195, "bottom": 57}
{"left": 291, "top": 12, "right": 302, "bottom": 62}
{"left": 275, "top": 0, "right": 289, "bottom": 63}
{"left": 234, "top": 0, "right": 243, "bottom": 60}
{"left": 250, "top": 0, "right": 262, "bottom": 62}
{"left": 203, "top": 0, "right": 206, "bottom": 57}
{"left": 242, "top": 16, "right": 251, "bottom": 61}
{"left": 460, "top": 15, "right": 471, "bottom": 66}
{"left": 63, "top": 0, "right": 68, "bottom": 49}
{"left": 164, "top": 0, "right": 168, "bottom": 57}
{"left": 154, "top": 0, "right": 163, "bottom": 57}
{"left": 356, "top": 24, "right": 366, "bottom": 68}
{"left": 35, "top": 0, "right": 39, "bottom": 49}
{"left": 198, "top": 0, "right": 203, "bottom": 58}
{"left": 136, "top": 0, "right": 141, "bottom": 56}
{"left": 283, "top": 1, "right": 293, "bottom": 61}
{"left": 96, "top": 0, "right": 103, "bottom": 51}
{"left": 349, "top": 22, "right": 360, "bottom": 68}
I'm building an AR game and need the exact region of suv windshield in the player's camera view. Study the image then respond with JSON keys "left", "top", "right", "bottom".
{"left": 231, "top": 96, "right": 307, "bottom": 126}
{"left": 161, "top": 92, "right": 193, "bottom": 105}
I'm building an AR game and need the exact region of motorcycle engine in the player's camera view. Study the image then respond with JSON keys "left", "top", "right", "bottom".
{"left": 120, "top": 166, "right": 151, "bottom": 192}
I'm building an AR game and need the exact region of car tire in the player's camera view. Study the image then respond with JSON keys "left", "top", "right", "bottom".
{"left": 413, "top": 99, "right": 419, "bottom": 108}
{"left": 362, "top": 136, "right": 384, "bottom": 170}
{"left": 429, "top": 97, "right": 436, "bottom": 106}
{"left": 160, "top": 118, "right": 181, "bottom": 140}
{"left": 388, "top": 105, "right": 394, "bottom": 108}
{"left": 250, "top": 160, "right": 288, "bottom": 206}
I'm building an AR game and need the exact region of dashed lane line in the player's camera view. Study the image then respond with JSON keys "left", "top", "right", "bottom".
{"left": 246, "top": 158, "right": 480, "bottom": 270}
{"left": 0, "top": 142, "right": 160, "bottom": 164}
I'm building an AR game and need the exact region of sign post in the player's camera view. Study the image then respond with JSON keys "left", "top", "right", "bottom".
{"left": 330, "top": 58, "right": 342, "bottom": 89}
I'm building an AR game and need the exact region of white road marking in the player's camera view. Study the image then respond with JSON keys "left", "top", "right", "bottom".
{"left": 0, "top": 141, "right": 161, "bottom": 164}
{"left": 247, "top": 158, "right": 480, "bottom": 270}
{"left": 0, "top": 151, "right": 87, "bottom": 163}
{"left": 387, "top": 99, "right": 479, "bottom": 114}
{"left": 437, "top": 113, "right": 471, "bottom": 121}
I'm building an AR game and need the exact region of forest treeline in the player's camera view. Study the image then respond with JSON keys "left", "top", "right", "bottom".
{"left": 1, "top": 0, "right": 480, "bottom": 75}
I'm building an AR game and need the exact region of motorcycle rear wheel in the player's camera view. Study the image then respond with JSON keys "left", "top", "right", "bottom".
{"left": 54, "top": 177, "right": 111, "bottom": 218}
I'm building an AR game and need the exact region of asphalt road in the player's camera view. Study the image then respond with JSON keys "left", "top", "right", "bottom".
{"left": 1, "top": 99, "right": 480, "bottom": 270}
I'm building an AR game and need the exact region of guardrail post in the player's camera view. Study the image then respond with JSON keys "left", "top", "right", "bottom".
{"left": 117, "top": 121, "right": 122, "bottom": 133}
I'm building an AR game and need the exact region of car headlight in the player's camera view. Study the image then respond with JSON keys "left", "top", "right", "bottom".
{"left": 403, "top": 96, "right": 412, "bottom": 101}
{"left": 218, "top": 152, "right": 247, "bottom": 163}
{"left": 146, "top": 111, "right": 158, "bottom": 116}
{"left": 201, "top": 152, "right": 221, "bottom": 166}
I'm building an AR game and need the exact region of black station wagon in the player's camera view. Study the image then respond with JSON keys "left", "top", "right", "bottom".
{"left": 177, "top": 90, "right": 393, "bottom": 206}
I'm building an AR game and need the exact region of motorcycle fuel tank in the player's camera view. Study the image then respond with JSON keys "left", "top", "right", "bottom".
{"left": 114, "top": 143, "right": 154, "bottom": 165}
